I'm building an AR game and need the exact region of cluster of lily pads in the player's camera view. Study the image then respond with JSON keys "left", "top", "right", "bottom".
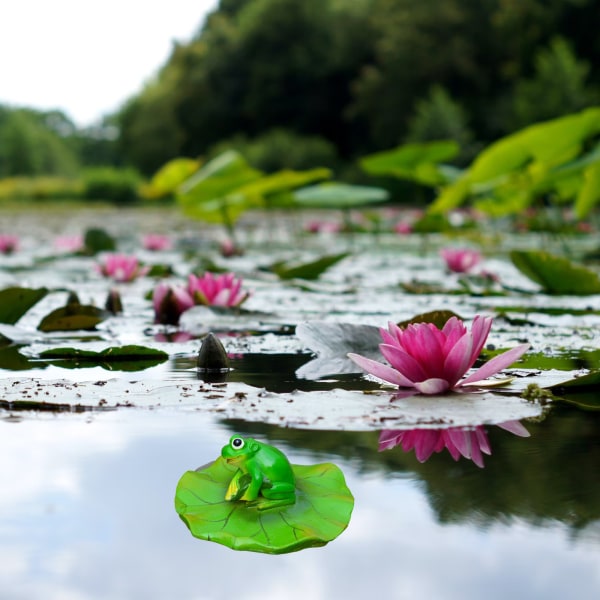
{"left": 1, "top": 215, "right": 600, "bottom": 469}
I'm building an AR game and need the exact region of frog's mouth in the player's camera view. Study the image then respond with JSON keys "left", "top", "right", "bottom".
{"left": 225, "top": 456, "right": 243, "bottom": 465}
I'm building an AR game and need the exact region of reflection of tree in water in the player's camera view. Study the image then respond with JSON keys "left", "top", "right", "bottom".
{"left": 222, "top": 405, "right": 600, "bottom": 532}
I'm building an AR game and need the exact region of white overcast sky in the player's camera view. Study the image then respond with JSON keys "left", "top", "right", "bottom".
{"left": 0, "top": 0, "right": 218, "bottom": 126}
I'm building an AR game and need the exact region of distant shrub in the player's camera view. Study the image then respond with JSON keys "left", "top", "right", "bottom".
{"left": 0, "top": 176, "right": 84, "bottom": 201}
{"left": 82, "top": 167, "right": 142, "bottom": 204}
{"left": 209, "top": 128, "right": 340, "bottom": 172}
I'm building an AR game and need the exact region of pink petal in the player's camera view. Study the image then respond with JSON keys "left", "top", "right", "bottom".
{"left": 468, "top": 315, "right": 493, "bottom": 364}
{"left": 347, "top": 353, "right": 415, "bottom": 387}
{"left": 474, "top": 427, "right": 492, "bottom": 455}
{"left": 413, "top": 430, "right": 442, "bottom": 462}
{"left": 378, "top": 430, "right": 403, "bottom": 451}
{"left": 445, "top": 429, "right": 472, "bottom": 459}
{"left": 379, "top": 343, "right": 428, "bottom": 382}
{"left": 443, "top": 332, "right": 474, "bottom": 386}
{"left": 460, "top": 343, "right": 530, "bottom": 386}
{"left": 411, "top": 324, "right": 445, "bottom": 376}
{"left": 497, "top": 420, "right": 530, "bottom": 437}
{"left": 441, "top": 317, "right": 467, "bottom": 353}
{"left": 413, "top": 378, "right": 450, "bottom": 395}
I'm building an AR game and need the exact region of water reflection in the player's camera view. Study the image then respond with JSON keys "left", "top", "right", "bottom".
{"left": 379, "top": 421, "right": 530, "bottom": 468}
{"left": 1, "top": 408, "right": 599, "bottom": 599}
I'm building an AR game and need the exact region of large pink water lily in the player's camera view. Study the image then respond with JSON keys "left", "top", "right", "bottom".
{"left": 187, "top": 272, "right": 250, "bottom": 307}
{"left": 379, "top": 421, "right": 529, "bottom": 468}
{"left": 97, "top": 253, "right": 150, "bottom": 282}
{"left": 348, "top": 316, "right": 530, "bottom": 395}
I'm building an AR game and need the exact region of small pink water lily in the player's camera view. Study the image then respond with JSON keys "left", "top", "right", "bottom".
{"left": 187, "top": 272, "right": 250, "bottom": 307}
{"left": 97, "top": 253, "right": 150, "bottom": 282}
{"left": 440, "top": 247, "right": 481, "bottom": 273}
{"left": 142, "top": 234, "right": 172, "bottom": 251}
{"left": 348, "top": 316, "right": 530, "bottom": 395}
{"left": 153, "top": 282, "right": 194, "bottom": 325}
{"left": 379, "top": 421, "right": 529, "bottom": 468}
{"left": 0, "top": 234, "right": 19, "bottom": 254}
{"left": 54, "top": 234, "right": 84, "bottom": 253}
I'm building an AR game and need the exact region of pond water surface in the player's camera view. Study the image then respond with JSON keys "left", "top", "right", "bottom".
{"left": 0, "top": 207, "right": 599, "bottom": 600}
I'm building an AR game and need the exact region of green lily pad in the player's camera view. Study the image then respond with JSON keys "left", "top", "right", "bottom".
{"left": 510, "top": 250, "right": 600, "bottom": 295}
{"left": 37, "top": 304, "right": 107, "bottom": 332}
{"left": 38, "top": 345, "right": 168, "bottom": 371}
{"left": 84, "top": 228, "right": 116, "bottom": 254}
{"left": 0, "top": 287, "right": 49, "bottom": 324}
{"left": 398, "top": 310, "right": 462, "bottom": 329}
{"left": 175, "top": 456, "right": 354, "bottom": 554}
{"left": 270, "top": 252, "right": 349, "bottom": 280}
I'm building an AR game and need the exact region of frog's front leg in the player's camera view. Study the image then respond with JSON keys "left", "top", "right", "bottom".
{"left": 225, "top": 469, "right": 251, "bottom": 501}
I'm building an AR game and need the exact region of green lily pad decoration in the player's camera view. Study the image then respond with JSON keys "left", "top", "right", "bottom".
{"left": 38, "top": 345, "right": 168, "bottom": 371}
{"left": 175, "top": 456, "right": 354, "bottom": 554}
{"left": 270, "top": 252, "right": 350, "bottom": 280}
{"left": 37, "top": 304, "right": 107, "bottom": 332}
{"left": 510, "top": 250, "right": 600, "bottom": 295}
{"left": 0, "top": 287, "right": 49, "bottom": 324}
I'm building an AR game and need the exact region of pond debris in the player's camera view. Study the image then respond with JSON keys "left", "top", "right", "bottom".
{"left": 521, "top": 383, "right": 555, "bottom": 405}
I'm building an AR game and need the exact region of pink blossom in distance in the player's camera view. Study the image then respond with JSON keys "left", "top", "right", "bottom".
{"left": 440, "top": 247, "right": 481, "bottom": 273}
{"left": 142, "top": 234, "right": 172, "bottom": 251}
{"left": 393, "top": 221, "right": 412, "bottom": 235}
{"left": 54, "top": 234, "right": 84, "bottom": 253}
{"left": 97, "top": 253, "right": 150, "bottom": 282}
{"left": 0, "top": 234, "right": 19, "bottom": 254}
{"left": 379, "top": 421, "right": 529, "bottom": 468}
{"left": 187, "top": 272, "right": 249, "bottom": 307}
{"left": 348, "top": 316, "right": 530, "bottom": 395}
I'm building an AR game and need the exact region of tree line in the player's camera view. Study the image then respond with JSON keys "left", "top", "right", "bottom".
{"left": 2, "top": 0, "right": 599, "bottom": 179}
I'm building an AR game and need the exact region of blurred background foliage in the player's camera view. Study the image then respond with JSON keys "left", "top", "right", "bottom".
{"left": 1, "top": 0, "right": 599, "bottom": 206}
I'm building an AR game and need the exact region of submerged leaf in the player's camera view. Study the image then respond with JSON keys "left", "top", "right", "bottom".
{"left": 175, "top": 456, "right": 354, "bottom": 554}
{"left": 510, "top": 250, "right": 600, "bottom": 295}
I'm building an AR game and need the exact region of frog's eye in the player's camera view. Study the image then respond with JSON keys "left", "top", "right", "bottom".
{"left": 231, "top": 437, "right": 245, "bottom": 450}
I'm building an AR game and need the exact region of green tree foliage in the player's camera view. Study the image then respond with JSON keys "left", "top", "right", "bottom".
{"left": 209, "top": 128, "right": 339, "bottom": 172}
{"left": 0, "top": 107, "right": 79, "bottom": 176}
{"left": 117, "top": 0, "right": 376, "bottom": 173}
{"left": 511, "top": 37, "right": 599, "bottom": 128}
{"left": 406, "top": 86, "right": 475, "bottom": 164}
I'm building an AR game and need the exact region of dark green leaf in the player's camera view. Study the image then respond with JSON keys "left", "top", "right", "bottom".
{"left": 0, "top": 287, "right": 49, "bottom": 324}
{"left": 38, "top": 345, "right": 168, "bottom": 371}
{"left": 398, "top": 310, "right": 463, "bottom": 329}
{"left": 271, "top": 253, "right": 350, "bottom": 280}
{"left": 510, "top": 250, "right": 600, "bottom": 295}
{"left": 37, "top": 305, "right": 107, "bottom": 332}
{"left": 84, "top": 228, "right": 116, "bottom": 254}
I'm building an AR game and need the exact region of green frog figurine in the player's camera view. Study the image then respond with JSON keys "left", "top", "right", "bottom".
{"left": 221, "top": 435, "right": 296, "bottom": 510}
